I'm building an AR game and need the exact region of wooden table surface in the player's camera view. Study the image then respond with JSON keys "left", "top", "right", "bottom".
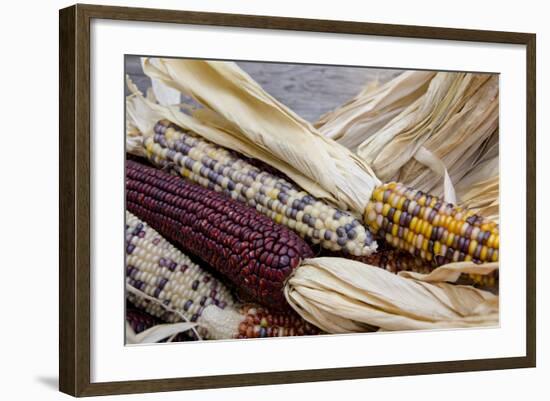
{"left": 125, "top": 56, "right": 402, "bottom": 123}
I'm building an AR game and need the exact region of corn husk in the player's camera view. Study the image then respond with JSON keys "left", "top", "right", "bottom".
{"left": 358, "top": 72, "right": 498, "bottom": 194}
{"left": 127, "top": 60, "right": 499, "bottom": 333}
{"left": 285, "top": 258, "right": 498, "bottom": 333}
{"left": 317, "top": 71, "right": 499, "bottom": 215}
{"left": 139, "top": 58, "right": 381, "bottom": 213}
{"left": 315, "top": 70, "right": 436, "bottom": 151}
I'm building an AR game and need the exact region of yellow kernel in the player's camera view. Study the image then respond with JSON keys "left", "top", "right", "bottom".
{"left": 410, "top": 217, "right": 419, "bottom": 231}
{"left": 446, "top": 232, "right": 455, "bottom": 247}
{"left": 464, "top": 254, "right": 472, "bottom": 262}
{"left": 422, "top": 239, "right": 429, "bottom": 251}
{"left": 480, "top": 246, "right": 488, "bottom": 260}
{"left": 418, "top": 195, "right": 427, "bottom": 206}
{"left": 424, "top": 224, "right": 433, "bottom": 239}
{"left": 492, "top": 250, "right": 499, "bottom": 262}
{"left": 494, "top": 234, "right": 500, "bottom": 248}
{"left": 392, "top": 224, "right": 399, "bottom": 237}
{"left": 448, "top": 220, "right": 457, "bottom": 234}
{"left": 373, "top": 188, "right": 384, "bottom": 202}
{"left": 393, "top": 210, "right": 401, "bottom": 224}
{"left": 397, "top": 196, "right": 406, "bottom": 211}
{"left": 406, "top": 231, "right": 415, "bottom": 244}
{"left": 487, "top": 234, "right": 496, "bottom": 248}
{"left": 468, "top": 240, "right": 478, "bottom": 256}
{"left": 433, "top": 241, "right": 441, "bottom": 255}
{"left": 420, "top": 220, "right": 429, "bottom": 235}
{"left": 274, "top": 214, "right": 283, "bottom": 224}
{"left": 382, "top": 204, "right": 391, "bottom": 216}
{"left": 387, "top": 192, "right": 396, "bottom": 208}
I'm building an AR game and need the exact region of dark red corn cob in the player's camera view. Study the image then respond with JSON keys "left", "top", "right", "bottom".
{"left": 126, "top": 160, "right": 314, "bottom": 310}
{"left": 235, "top": 305, "right": 320, "bottom": 339}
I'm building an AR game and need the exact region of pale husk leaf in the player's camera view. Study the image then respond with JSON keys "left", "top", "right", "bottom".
{"left": 341, "top": 72, "right": 499, "bottom": 206}
{"left": 126, "top": 321, "right": 198, "bottom": 344}
{"left": 140, "top": 58, "right": 381, "bottom": 212}
{"left": 359, "top": 73, "right": 498, "bottom": 192}
{"left": 397, "top": 261, "right": 499, "bottom": 283}
{"left": 285, "top": 257, "right": 498, "bottom": 333}
{"left": 126, "top": 85, "right": 340, "bottom": 206}
{"left": 316, "top": 70, "right": 436, "bottom": 151}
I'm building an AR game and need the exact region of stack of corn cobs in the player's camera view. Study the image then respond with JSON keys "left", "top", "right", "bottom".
{"left": 125, "top": 60, "right": 500, "bottom": 343}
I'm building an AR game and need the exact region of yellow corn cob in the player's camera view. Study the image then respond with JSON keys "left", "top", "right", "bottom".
{"left": 365, "top": 182, "right": 499, "bottom": 265}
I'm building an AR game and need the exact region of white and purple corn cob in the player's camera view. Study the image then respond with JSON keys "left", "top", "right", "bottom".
{"left": 126, "top": 210, "right": 234, "bottom": 338}
{"left": 141, "top": 120, "right": 376, "bottom": 257}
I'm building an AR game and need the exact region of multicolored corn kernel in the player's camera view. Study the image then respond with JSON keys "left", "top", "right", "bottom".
{"left": 234, "top": 305, "right": 320, "bottom": 339}
{"left": 365, "top": 182, "right": 499, "bottom": 265}
{"left": 126, "top": 160, "right": 315, "bottom": 310}
{"left": 352, "top": 247, "right": 434, "bottom": 275}
{"left": 125, "top": 211, "right": 234, "bottom": 338}
{"left": 140, "top": 120, "right": 376, "bottom": 256}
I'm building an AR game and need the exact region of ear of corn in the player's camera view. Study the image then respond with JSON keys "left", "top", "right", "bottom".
{"left": 204, "top": 304, "right": 321, "bottom": 339}
{"left": 126, "top": 211, "right": 321, "bottom": 339}
{"left": 126, "top": 161, "right": 314, "bottom": 310}
{"left": 142, "top": 120, "right": 376, "bottom": 256}
{"left": 365, "top": 182, "right": 499, "bottom": 265}
{"left": 126, "top": 210, "right": 234, "bottom": 339}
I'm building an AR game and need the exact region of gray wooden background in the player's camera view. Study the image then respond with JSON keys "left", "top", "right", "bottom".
{"left": 125, "top": 56, "right": 402, "bottom": 123}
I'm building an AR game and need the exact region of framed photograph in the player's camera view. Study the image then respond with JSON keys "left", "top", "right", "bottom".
{"left": 59, "top": 3, "right": 536, "bottom": 397}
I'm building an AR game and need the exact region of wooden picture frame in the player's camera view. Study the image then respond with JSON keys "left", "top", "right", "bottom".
{"left": 59, "top": 3, "right": 536, "bottom": 397}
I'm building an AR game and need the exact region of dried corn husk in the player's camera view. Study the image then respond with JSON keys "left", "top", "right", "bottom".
{"left": 125, "top": 321, "right": 197, "bottom": 344}
{"left": 127, "top": 80, "right": 342, "bottom": 208}
{"left": 316, "top": 70, "right": 436, "bottom": 151}
{"left": 317, "top": 71, "right": 499, "bottom": 213}
{"left": 358, "top": 72, "right": 498, "bottom": 195}
{"left": 139, "top": 58, "right": 381, "bottom": 213}
{"left": 285, "top": 258, "right": 498, "bottom": 333}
